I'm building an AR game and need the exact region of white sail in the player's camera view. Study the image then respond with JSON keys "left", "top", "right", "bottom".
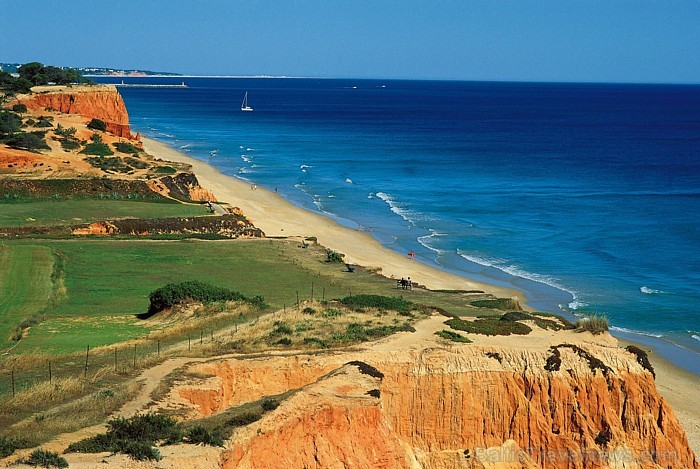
{"left": 241, "top": 92, "right": 253, "bottom": 111}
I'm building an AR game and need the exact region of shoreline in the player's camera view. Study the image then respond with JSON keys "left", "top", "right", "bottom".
{"left": 143, "top": 136, "right": 526, "bottom": 303}
{"left": 141, "top": 136, "right": 700, "bottom": 455}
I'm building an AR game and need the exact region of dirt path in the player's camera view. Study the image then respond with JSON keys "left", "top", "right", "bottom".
{"left": 3, "top": 357, "right": 208, "bottom": 466}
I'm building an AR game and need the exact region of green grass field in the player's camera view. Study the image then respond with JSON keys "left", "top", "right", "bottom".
{"left": 0, "top": 199, "right": 209, "bottom": 227}
{"left": 1, "top": 237, "right": 499, "bottom": 355}
{"left": 0, "top": 245, "right": 55, "bottom": 351}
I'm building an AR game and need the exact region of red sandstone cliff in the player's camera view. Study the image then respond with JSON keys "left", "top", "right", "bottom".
{"left": 168, "top": 340, "right": 697, "bottom": 469}
{"left": 20, "top": 85, "right": 133, "bottom": 138}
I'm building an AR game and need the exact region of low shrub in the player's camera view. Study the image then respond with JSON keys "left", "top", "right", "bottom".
{"left": 147, "top": 281, "right": 249, "bottom": 315}
{"left": 574, "top": 315, "right": 609, "bottom": 335}
{"left": 435, "top": 329, "right": 472, "bottom": 343}
{"left": 227, "top": 411, "right": 261, "bottom": 427}
{"left": 12, "top": 104, "right": 27, "bottom": 113}
{"left": 113, "top": 440, "right": 161, "bottom": 461}
{"left": 469, "top": 298, "right": 521, "bottom": 310}
{"left": 302, "top": 306, "right": 316, "bottom": 314}
{"left": 80, "top": 142, "right": 114, "bottom": 156}
{"left": 66, "top": 413, "right": 179, "bottom": 461}
{"left": 5, "top": 132, "right": 50, "bottom": 152}
{"left": 303, "top": 337, "right": 329, "bottom": 348}
{"left": 271, "top": 321, "right": 293, "bottom": 335}
{"left": 261, "top": 398, "right": 280, "bottom": 412}
{"left": 85, "top": 156, "right": 130, "bottom": 172}
{"left": 273, "top": 337, "right": 292, "bottom": 346}
{"left": 86, "top": 118, "right": 107, "bottom": 132}
{"left": 445, "top": 315, "right": 532, "bottom": 336}
{"left": 326, "top": 249, "right": 345, "bottom": 263}
{"left": 340, "top": 294, "right": 412, "bottom": 313}
{"left": 155, "top": 165, "right": 177, "bottom": 174}
{"left": 60, "top": 139, "right": 80, "bottom": 151}
{"left": 124, "top": 156, "right": 149, "bottom": 169}
{"left": 22, "top": 449, "right": 68, "bottom": 468}
{"left": 185, "top": 425, "right": 224, "bottom": 447}
{"left": 0, "top": 435, "right": 30, "bottom": 458}
{"left": 113, "top": 141, "right": 142, "bottom": 153}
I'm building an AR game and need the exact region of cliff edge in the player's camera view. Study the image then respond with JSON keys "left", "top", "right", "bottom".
{"left": 19, "top": 84, "right": 133, "bottom": 138}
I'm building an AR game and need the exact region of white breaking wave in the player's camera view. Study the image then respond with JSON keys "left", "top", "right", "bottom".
{"left": 375, "top": 192, "right": 417, "bottom": 225}
{"left": 640, "top": 286, "right": 664, "bottom": 294}
{"left": 417, "top": 230, "right": 449, "bottom": 254}
{"left": 246, "top": 147, "right": 254, "bottom": 151}
{"left": 241, "top": 155, "right": 252, "bottom": 163}
{"left": 610, "top": 326, "right": 664, "bottom": 338}
{"left": 300, "top": 164, "right": 312, "bottom": 173}
{"left": 345, "top": 178, "right": 353, "bottom": 184}
{"left": 457, "top": 249, "right": 582, "bottom": 309}
{"left": 692, "top": 335, "right": 700, "bottom": 343}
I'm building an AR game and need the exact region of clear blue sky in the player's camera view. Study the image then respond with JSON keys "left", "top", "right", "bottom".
{"left": 1, "top": 0, "right": 699, "bottom": 83}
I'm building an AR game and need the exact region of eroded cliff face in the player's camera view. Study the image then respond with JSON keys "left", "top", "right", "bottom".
{"left": 21, "top": 85, "right": 133, "bottom": 138}
{"left": 169, "top": 341, "right": 697, "bottom": 468}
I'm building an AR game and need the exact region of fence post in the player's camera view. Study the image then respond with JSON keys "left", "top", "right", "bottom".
{"left": 84, "top": 345, "right": 90, "bottom": 379}
{"left": 157, "top": 340, "right": 160, "bottom": 356}
{"left": 114, "top": 349, "right": 118, "bottom": 371}
{"left": 200, "top": 330, "right": 203, "bottom": 345}
{"left": 188, "top": 336, "right": 191, "bottom": 351}
{"left": 133, "top": 344, "right": 137, "bottom": 368}
{"left": 48, "top": 360, "right": 52, "bottom": 385}
{"left": 211, "top": 330, "right": 213, "bottom": 342}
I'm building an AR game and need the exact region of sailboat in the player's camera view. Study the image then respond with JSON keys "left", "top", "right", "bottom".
{"left": 241, "top": 92, "right": 253, "bottom": 112}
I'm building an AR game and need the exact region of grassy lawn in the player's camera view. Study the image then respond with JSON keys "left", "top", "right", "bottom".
{"left": 2, "top": 238, "right": 499, "bottom": 355}
{"left": 0, "top": 245, "right": 54, "bottom": 351}
{"left": 0, "top": 199, "right": 209, "bottom": 227}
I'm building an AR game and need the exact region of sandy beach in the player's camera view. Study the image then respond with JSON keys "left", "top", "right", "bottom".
{"left": 142, "top": 137, "right": 525, "bottom": 303}
{"left": 142, "top": 136, "right": 700, "bottom": 456}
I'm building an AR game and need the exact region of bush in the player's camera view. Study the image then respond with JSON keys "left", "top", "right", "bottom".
{"left": 113, "top": 440, "right": 161, "bottom": 461}
{"left": 185, "top": 426, "right": 224, "bottom": 447}
{"left": 271, "top": 321, "right": 293, "bottom": 335}
{"left": 0, "top": 435, "right": 30, "bottom": 458}
{"left": 86, "top": 118, "right": 107, "bottom": 132}
{"left": 435, "top": 329, "right": 472, "bottom": 343}
{"left": 340, "top": 294, "right": 412, "bottom": 313}
{"left": 66, "top": 413, "right": 179, "bottom": 461}
{"left": 303, "top": 337, "right": 329, "bottom": 348}
{"left": 23, "top": 449, "right": 68, "bottom": 468}
{"left": 147, "top": 280, "right": 248, "bottom": 315}
{"left": 80, "top": 142, "right": 114, "bottom": 156}
{"left": 85, "top": 156, "right": 131, "bottom": 172}
{"left": 12, "top": 104, "right": 27, "bottom": 114}
{"left": 261, "top": 398, "right": 280, "bottom": 412}
{"left": 60, "top": 139, "right": 81, "bottom": 151}
{"left": 302, "top": 306, "right": 316, "bottom": 315}
{"left": 273, "top": 337, "right": 292, "bottom": 346}
{"left": 445, "top": 315, "right": 532, "bottom": 336}
{"left": 326, "top": 249, "right": 345, "bottom": 263}
{"left": 5, "top": 132, "right": 50, "bottom": 152}
{"left": 470, "top": 298, "right": 521, "bottom": 310}
{"left": 113, "top": 141, "right": 142, "bottom": 153}
{"left": 227, "top": 411, "right": 261, "bottom": 427}
{"left": 574, "top": 315, "right": 609, "bottom": 335}
{"left": 155, "top": 165, "right": 177, "bottom": 174}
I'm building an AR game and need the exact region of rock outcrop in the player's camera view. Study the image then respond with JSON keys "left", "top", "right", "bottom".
{"left": 168, "top": 338, "right": 697, "bottom": 468}
{"left": 20, "top": 84, "right": 133, "bottom": 138}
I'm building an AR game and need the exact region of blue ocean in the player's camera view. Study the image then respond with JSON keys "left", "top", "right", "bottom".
{"left": 95, "top": 77, "right": 700, "bottom": 373}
